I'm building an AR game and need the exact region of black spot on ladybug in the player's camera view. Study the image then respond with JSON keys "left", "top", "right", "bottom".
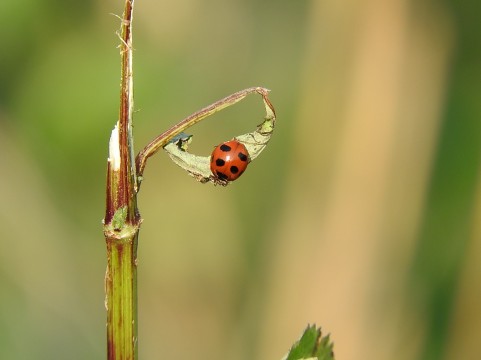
{"left": 216, "top": 171, "right": 228, "bottom": 180}
{"left": 230, "top": 166, "right": 239, "bottom": 174}
{"left": 215, "top": 158, "right": 225, "bottom": 166}
{"left": 220, "top": 144, "right": 232, "bottom": 152}
{"left": 238, "top": 152, "right": 248, "bottom": 162}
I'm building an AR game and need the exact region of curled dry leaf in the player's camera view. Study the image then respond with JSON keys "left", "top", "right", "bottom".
{"left": 163, "top": 89, "right": 276, "bottom": 186}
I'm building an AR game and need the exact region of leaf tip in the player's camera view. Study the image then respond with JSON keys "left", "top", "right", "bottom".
{"left": 284, "top": 324, "right": 335, "bottom": 360}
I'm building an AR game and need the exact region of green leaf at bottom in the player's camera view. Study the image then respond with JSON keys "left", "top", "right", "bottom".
{"left": 283, "top": 324, "right": 334, "bottom": 360}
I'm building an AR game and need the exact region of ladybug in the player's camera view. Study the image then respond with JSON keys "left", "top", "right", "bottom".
{"left": 210, "top": 140, "right": 250, "bottom": 182}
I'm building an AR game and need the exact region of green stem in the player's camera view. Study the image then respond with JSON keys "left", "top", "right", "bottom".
{"left": 105, "top": 228, "right": 139, "bottom": 359}
{"left": 104, "top": 0, "right": 139, "bottom": 359}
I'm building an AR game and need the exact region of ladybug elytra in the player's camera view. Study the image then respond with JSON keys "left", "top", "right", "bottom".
{"left": 210, "top": 140, "right": 250, "bottom": 182}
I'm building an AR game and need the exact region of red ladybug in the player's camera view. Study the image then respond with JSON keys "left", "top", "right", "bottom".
{"left": 210, "top": 140, "right": 250, "bottom": 182}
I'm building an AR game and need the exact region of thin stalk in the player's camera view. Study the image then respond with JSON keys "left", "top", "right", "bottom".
{"left": 103, "top": 0, "right": 139, "bottom": 359}
{"left": 135, "top": 87, "right": 273, "bottom": 178}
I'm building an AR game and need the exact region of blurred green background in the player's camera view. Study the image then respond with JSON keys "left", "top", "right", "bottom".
{"left": 1, "top": 0, "right": 480, "bottom": 359}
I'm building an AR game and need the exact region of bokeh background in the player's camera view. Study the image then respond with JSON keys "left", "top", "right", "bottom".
{"left": 1, "top": 0, "right": 480, "bottom": 359}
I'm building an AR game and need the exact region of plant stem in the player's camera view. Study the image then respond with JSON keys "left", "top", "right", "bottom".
{"left": 104, "top": 0, "right": 139, "bottom": 359}
{"left": 105, "top": 228, "right": 139, "bottom": 359}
